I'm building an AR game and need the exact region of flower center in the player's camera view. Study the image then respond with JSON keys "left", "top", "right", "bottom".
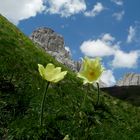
{"left": 87, "top": 71, "right": 95, "bottom": 81}
{"left": 89, "top": 71, "right": 94, "bottom": 76}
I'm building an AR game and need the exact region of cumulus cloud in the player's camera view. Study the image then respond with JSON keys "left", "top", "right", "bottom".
{"left": 113, "top": 11, "right": 124, "bottom": 21}
{"left": 65, "top": 46, "right": 70, "bottom": 52}
{"left": 100, "top": 70, "right": 116, "bottom": 87}
{"left": 0, "top": 0, "right": 87, "bottom": 24}
{"left": 0, "top": 0, "right": 45, "bottom": 25}
{"left": 101, "top": 33, "right": 115, "bottom": 44}
{"left": 80, "top": 33, "right": 140, "bottom": 68}
{"left": 111, "top": 0, "right": 123, "bottom": 6}
{"left": 112, "top": 50, "right": 139, "bottom": 68}
{"left": 80, "top": 39, "right": 115, "bottom": 57}
{"left": 127, "top": 26, "right": 136, "bottom": 43}
{"left": 46, "top": 0, "right": 86, "bottom": 17}
{"left": 126, "top": 23, "right": 140, "bottom": 44}
{"left": 80, "top": 33, "right": 117, "bottom": 57}
{"left": 84, "top": 2, "right": 104, "bottom": 17}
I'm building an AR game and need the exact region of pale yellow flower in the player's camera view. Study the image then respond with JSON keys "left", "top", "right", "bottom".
{"left": 77, "top": 56, "right": 104, "bottom": 84}
{"left": 38, "top": 63, "right": 67, "bottom": 83}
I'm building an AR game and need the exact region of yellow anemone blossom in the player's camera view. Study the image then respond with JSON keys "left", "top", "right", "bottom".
{"left": 77, "top": 56, "right": 104, "bottom": 84}
{"left": 38, "top": 63, "right": 67, "bottom": 83}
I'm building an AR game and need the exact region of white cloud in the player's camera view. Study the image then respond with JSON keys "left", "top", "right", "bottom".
{"left": 65, "top": 46, "right": 70, "bottom": 52}
{"left": 46, "top": 0, "right": 86, "bottom": 17}
{"left": 84, "top": 2, "right": 104, "bottom": 17}
{"left": 80, "top": 39, "right": 115, "bottom": 57}
{"left": 113, "top": 11, "right": 124, "bottom": 21}
{"left": 100, "top": 70, "right": 116, "bottom": 87}
{"left": 126, "top": 22, "right": 140, "bottom": 44}
{"left": 80, "top": 34, "right": 116, "bottom": 57}
{"left": 80, "top": 33, "right": 140, "bottom": 69}
{"left": 102, "top": 33, "right": 115, "bottom": 44}
{"left": 112, "top": 50, "right": 139, "bottom": 68}
{"left": 65, "top": 46, "right": 72, "bottom": 56}
{"left": 111, "top": 0, "right": 123, "bottom": 6}
{"left": 0, "top": 0, "right": 45, "bottom": 25}
{"left": 127, "top": 26, "right": 136, "bottom": 43}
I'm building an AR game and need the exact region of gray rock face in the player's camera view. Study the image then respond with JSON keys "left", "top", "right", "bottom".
{"left": 117, "top": 73, "right": 140, "bottom": 86}
{"left": 30, "top": 27, "right": 78, "bottom": 71}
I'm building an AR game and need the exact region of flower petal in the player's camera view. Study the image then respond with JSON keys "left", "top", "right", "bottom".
{"left": 52, "top": 71, "right": 67, "bottom": 83}
{"left": 53, "top": 67, "right": 61, "bottom": 74}
{"left": 38, "top": 64, "right": 45, "bottom": 78}
{"left": 43, "top": 63, "right": 55, "bottom": 81}
{"left": 45, "top": 63, "right": 55, "bottom": 73}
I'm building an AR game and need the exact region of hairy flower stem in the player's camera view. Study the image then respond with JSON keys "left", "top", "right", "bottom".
{"left": 95, "top": 82, "right": 100, "bottom": 107}
{"left": 40, "top": 81, "right": 50, "bottom": 126}
{"left": 81, "top": 93, "right": 87, "bottom": 109}
{"left": 81, "top": 84, "right": 89, "bottom": 109}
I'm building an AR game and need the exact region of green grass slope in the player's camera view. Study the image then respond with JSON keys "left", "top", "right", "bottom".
{"left": 0, "top": 14, "right": 140, "bottom": 140}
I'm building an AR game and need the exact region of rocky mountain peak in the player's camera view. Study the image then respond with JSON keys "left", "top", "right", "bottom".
{"left": 117, "top": 73, "right": 140, "bottom": 86}
{"left": 30, "top": 27, "right": 78, "bottom": 71}
{"left": 30, "top": 27, "right": 67, "bottom": 56}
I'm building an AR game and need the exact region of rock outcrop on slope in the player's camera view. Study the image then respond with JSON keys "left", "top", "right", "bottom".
{"left": 30, "top": 27, "right": 79, "bottom": 71}
{"left": 117, "top": 73, "right": 140, "bottom": 86}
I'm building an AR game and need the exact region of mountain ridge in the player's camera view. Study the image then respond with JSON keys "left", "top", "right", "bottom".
{"left": 117, "top": 73, "right": 140, "bottom": 86}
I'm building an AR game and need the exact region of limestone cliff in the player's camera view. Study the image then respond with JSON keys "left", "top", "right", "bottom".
{"left": 117, "top": 73, "right": 140, "bottom": 86}
{"left": 30, "top": 27, "right": 78, "bottom": 71}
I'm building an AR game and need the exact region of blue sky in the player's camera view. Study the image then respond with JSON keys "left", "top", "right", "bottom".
{"left": 0, "top": 0, "right": 140, "bottom": 86}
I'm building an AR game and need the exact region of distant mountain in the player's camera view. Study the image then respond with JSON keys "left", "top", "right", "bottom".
{"left": 101, "top": 73, "right": 140, "bottom": 106}
{"left": 117, "top": 73, "right": 140, "bottom": 86}
{"left": 101, "top": 85, "right": 140, "bottom": 106}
